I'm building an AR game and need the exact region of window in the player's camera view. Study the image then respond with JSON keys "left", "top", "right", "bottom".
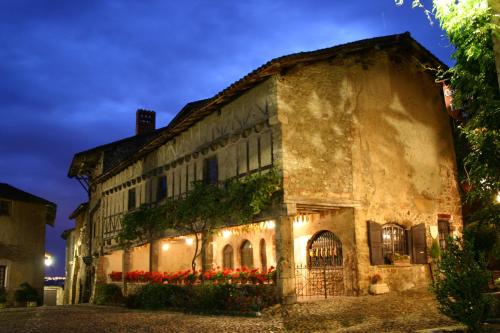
{"left": 368, "top": 221, "right": 427, "bottom": 265}
{"left": 222, "top": 245, "right": 234, "bottom": 269}
{"left": 0, "top": 200, "right": 11, "bottom": 216}
{"left": 0, "top": 265, "right": 6, "bottom": 287}
{"left": 240, "top": 240, "right": 254, "bottom": 268}
{"left": 438, "top": 220, "right": 450, "bottom": 250}
{"left": 157, "top": 176, "right": 167, "bottom": 201}
{"left": 127, "top": 188, "right": 136, "bottom": 210}
{"left": 259, "top": 239, "right": 267, "bottom": 271}
{"left": 382, "top": 224, "right": 407, "bottom": 260}
{"left": 203, "top": 156, "right": 218, "bottom": 185}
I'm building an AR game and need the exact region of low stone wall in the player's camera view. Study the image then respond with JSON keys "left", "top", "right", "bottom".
{"left": 372, "top": 264, "right": 431, "bottom": 292}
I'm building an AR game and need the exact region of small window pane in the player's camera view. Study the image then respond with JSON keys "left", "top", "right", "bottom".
{"left": 438, "top": 220, "right": 450, "bottom": 250}
{"left": 382, "top": 224, "right": 407, "bottom": 260}
{"left": 157, "top": 176, "right": 167, "bottom": 201}
{"left": 203, "top": 157, "right": 218, "bottom": 185}
{"left": 0, "top": 200, "right": 11, "bottom": 216}
{"left": 0, "top": 265, "right": 6, "bottom": 287}
{"left": 128, "top": 189, "right": 136, "bottom": 210}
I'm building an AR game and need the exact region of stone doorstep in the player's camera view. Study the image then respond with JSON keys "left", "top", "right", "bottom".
{"left": 414, "top": 325, "right": 467, "bottom": 333}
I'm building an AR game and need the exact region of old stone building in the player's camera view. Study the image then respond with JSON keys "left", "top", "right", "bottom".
{"left": 0, "top": 183, "right": 56, "bottom": 305}
{"left": 66, "top": 33, "right": 462, "bottom": 302}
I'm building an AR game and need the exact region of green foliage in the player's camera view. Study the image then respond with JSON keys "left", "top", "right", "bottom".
{"left": 0, "top": 287, "right": 6, "bottom": 303}
{"left": 433, "top": 236, "right": 491, "bottom": 332}
{"left": 14, "top": 282, "right": 38, "bottom": 303}
{"left": 435, "top": 0, "right": 499, "bottom": 204}
{"left": 119, "top": 203, "right": 171, "bottom": 244}
{"left": 465, "top": 221, "right": 500, "bottom": 260}
{"left": 397, "top": 0, "right": 500, "bottom": 220}
{"left": 94, "top": 283, "right": 124, "bottom": 305}
{"left": 127, "top": 282, "right": 278, "bottom": 313}
{"left": 430, "top": 238, "right": 441, "bottom": 261}
{"left": 134, "top": 283, "right": 171, "bottom": 309}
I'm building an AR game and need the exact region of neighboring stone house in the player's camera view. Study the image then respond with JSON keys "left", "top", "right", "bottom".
{"left": 61, "top": 202, "right": 88, "bottom": 304}
{"left": 67, "top": 33, "right": 462, "bottom": 302}
{"left": 0, "top": 183, "right": 56, "bottom": 305}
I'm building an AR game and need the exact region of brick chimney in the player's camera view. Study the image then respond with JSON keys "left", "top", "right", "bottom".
{"left": 136, "top": 109, "right": 156, "bottom": 135}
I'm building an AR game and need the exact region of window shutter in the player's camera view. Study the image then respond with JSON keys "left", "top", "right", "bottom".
{"left": 411, "top": 223, "right": 427, "bottom": 264}
{"left": 368, "top": 221, "right": 384, "bottom": 265}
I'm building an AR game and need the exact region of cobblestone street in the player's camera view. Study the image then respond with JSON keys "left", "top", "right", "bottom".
{"left": 1, "top": 290, "right": 498, "bottom": 333}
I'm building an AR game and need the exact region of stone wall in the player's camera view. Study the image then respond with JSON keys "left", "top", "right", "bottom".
{"left": 276, "top": 49, "right": 462, "bottom": 294}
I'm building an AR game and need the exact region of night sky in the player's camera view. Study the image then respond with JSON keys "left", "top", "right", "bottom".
{"left": 0, "top": 0, "right": 453, "bottom": 276}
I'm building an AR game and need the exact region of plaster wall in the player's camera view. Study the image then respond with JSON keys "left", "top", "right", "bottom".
{"left": 157, "top": 238, "right": 200, "bottom": 272}
{"left": 129, "top": 244, "right": 149, "bottom": 272}
{"left": 101, "top": 250, "right": 123, "bottom": 282}
{"left": 0, "top": 200, "right": 47, "bottom": 304}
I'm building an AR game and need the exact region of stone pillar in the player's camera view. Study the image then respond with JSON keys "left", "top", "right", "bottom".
{"left": 151, "top": 240, "right": 159, "bottom": 272}
{"left": 275, "top": 215, "right": 296, "bottom": 304}
{"left": 201, "top": 233, "right": 214, "bottom": 272}
{"left": 122, "top": 248, "right": 131, "bottom": 296}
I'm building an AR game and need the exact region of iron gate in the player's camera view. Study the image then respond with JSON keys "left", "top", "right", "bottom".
{"left": 295, "top": 265, "right": 344, "bottom": 298}
{"left": 295, "top": 230, "right": 344, "bottom": 298}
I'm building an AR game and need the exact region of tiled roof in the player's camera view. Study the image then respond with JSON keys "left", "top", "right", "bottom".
{"left": 71, "top": 32, "right": 446, "bottom": 182}
{"left": 0, "top": 183, "right": 56, "bottom": 207}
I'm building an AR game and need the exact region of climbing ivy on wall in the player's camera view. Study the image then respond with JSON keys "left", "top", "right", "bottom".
{"left": 119, "top": 169, "right": 282, "bottom": 271}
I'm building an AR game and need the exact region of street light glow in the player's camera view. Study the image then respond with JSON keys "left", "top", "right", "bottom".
{"left": 45, "top": 254, "right": 54, "bottom": 267}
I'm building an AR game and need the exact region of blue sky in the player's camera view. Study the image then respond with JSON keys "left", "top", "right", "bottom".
{"left": 0, "top": 0, "right": 453, "bottom": 275}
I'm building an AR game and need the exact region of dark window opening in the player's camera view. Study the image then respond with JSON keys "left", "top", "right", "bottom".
{"left": 0, "top": 265, "right": 6, "bottom": 287}
{"left": 128, "top": 188, "right": 136, "bottom": 210}
{"left": 240, "top": 240, "right": 254, "bottom": 269}
{"left": 223, "top": 245, "right": 234, "bottom": 269}
{"left": 203, "top": 156, "right": 218, "bottom": 185}
{"left": 0, "top": 200, "right": 11, "bottom": 216}
{"left": 157, "top": 176, "right": 167, "bottom": 201}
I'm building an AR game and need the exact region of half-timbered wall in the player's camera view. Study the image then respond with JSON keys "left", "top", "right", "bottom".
{"left": 99, "top": 78, "right": 279, "bottom": 246}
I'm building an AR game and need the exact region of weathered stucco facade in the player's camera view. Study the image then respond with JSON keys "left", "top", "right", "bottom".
{"left": 0, "top": 184, "right": 56, "bottom": 305}
{"left": 66, "top": 33, "right": 462, "bottom": 302}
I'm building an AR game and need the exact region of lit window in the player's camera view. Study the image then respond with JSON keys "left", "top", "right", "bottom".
{"left": 382, "top": 224, "right": 407, "bottom": 260}
{"left": 438, "top": 220, "right": 450, "bottom": 250}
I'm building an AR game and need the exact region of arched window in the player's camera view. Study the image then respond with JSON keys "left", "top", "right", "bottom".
{"left": 382, "top": 224, "right": 407, "bottom": 258}
{"left": 240, "top": 240, "right": 254, "bottom": 268}
{"left": 222, "top": 245, "right": 233, "bottom": 269}
{"left": 259, "top": 239, "right": 267, "bottom": 271}
{"left": 307, "top": 230, "right": 342, "bottom": 268}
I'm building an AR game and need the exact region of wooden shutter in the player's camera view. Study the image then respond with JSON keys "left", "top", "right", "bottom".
{"left": 368, "top": 221, "right": 384, "bottom": 265}
{"left": 411, "top": 223, "right": 428, "bottom": 264}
